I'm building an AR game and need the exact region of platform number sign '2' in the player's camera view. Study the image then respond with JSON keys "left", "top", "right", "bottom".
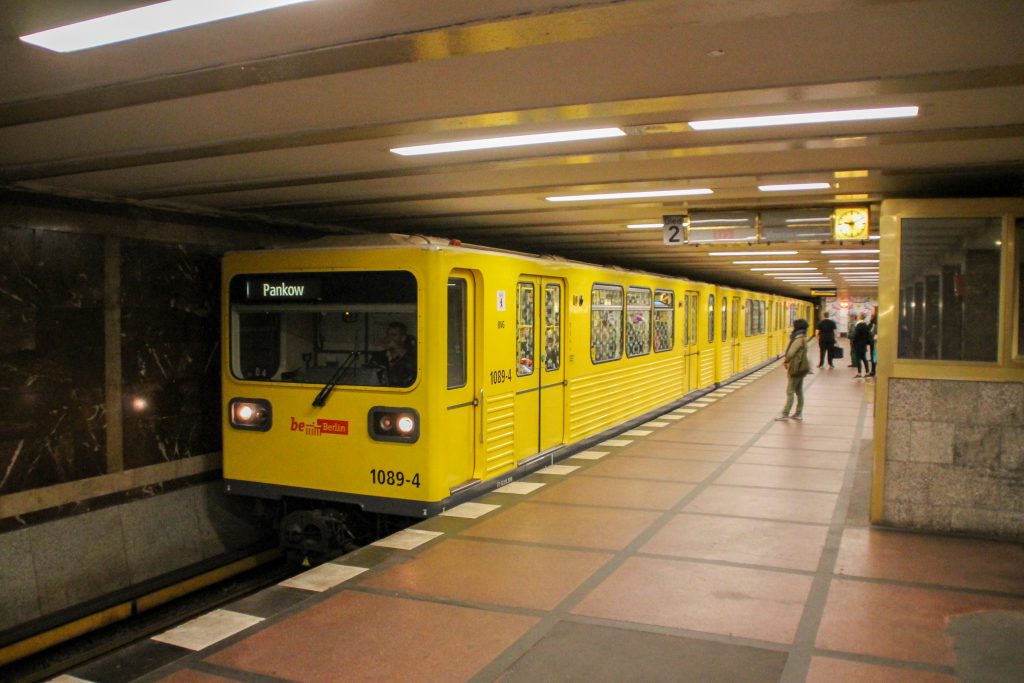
{"left": 663, "top": 215, "right": 686, "bottom": 245}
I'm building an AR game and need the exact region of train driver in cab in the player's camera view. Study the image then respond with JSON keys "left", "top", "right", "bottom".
{"left": 375, "top": 321, "right": 416, "bottom": 387}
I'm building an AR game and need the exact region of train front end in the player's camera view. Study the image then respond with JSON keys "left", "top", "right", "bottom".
{"left": 221, "top": 248, "right": 444, "bottom": 549}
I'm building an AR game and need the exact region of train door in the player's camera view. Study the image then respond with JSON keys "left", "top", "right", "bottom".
{"left": 731, "top": 295, "right": 742, "bottom": 375}
{"left": 684, "top": 290, "right": 700, "bottom": 390}
{"left": 767, "top": 300, "right": 777, "bottom": 356}
{"left": 444, "top": 271, "right": 478, "bottom": 491}
{"left": 512, "top": 276, "right": 565, "bottom": 463}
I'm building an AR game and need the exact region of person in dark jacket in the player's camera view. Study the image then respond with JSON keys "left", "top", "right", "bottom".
{"left": 815, "top": 312, "right": 838, "bottom": 368}
{"left": 777, "top": 319, "right": 811, "bottom": 421}
{"left": 851, "top": 312, "right": 872, "bottom": 378}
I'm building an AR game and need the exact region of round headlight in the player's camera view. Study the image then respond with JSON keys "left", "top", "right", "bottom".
{"left": 237, "top": 404, "right": 255, "bottom": 421}
{"left": 396, "top": 415, "right": 415, "bottom": 434}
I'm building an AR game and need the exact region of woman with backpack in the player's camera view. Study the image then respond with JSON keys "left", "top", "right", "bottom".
{"left": 777, "top": 318, "right": 811, "bottom": 421}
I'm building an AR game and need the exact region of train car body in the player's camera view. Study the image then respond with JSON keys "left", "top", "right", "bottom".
{"left": 222, "top": 235, "right": 808, "bottom": 527}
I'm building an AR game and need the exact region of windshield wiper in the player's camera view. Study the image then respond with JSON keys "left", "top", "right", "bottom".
{"left": 312, "top": 351, "right": 360, "bottom": 408}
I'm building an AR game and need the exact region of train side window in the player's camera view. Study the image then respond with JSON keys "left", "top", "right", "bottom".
{"left": 516, "top": 282, "right": 535, "bottom": 376}
{"left": 707, "top": 294, "right": 715, "bottom": 343}
{"left": 898, "top": 217, "right": 1001, "bottom": 361}
{"left": 689, "top": 293, "right": 698, "bottom": 346}
{"left": 654, "top": 289, "right": 674, "bottom": 352}
{"left": 626, "top": 286, "right": 652, "bottom": 357}
{"left": 591, "top": 284, "right": 623, "bottom": 363}
{"left": 544, "top": 283, "right": 561, "bottom": 371}
{"left": 447, "top": 277, "right": 467, "bottom": 389}
{"left": 745, "top": 300, "right": 752, "bottom": 337}
{"left": 1018, "top": 219, "right": 1024, "bottom": 358}
{"left": 721, "top": 298, "right": 728, "bottom": 342}
{"left": 731, "top": 297, "right": 739, "bottom": 340}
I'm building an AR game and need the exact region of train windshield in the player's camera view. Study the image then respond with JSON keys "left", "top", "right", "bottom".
{"left": 228, "top": 271, "right": 417, "bottom": 387}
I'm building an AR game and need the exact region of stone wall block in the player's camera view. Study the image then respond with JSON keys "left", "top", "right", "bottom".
{"left": 886, "top": 419, "right": 912, "bottom": 461}
{"left": 953, "top": 425, "right": 1004, "bottom": 469}
{"left": 972, "top": 382, "right": 1024, "bottom": 426}
{"left": 884, "top": 461, "right": 934, "bottom": 504}
{"left": 30, "top": 507, "right": 130, "bottom": 616}
{"left": 1000, "top": 426, "right": 1024, "bottom": 471}
{"left": 910, "top": 421, "right": 954, "bottom": 464}
{"left": 0, "top": 528, "right": 40, "bottom": 632}
{"left": 950, "top": 507, "right": 1024, "bottom": 541}
{"left": 888, "top": 379, "right": 936, "bottom": 421}
{"left": 120, "top": 488, "right": 204, "bottom": 585}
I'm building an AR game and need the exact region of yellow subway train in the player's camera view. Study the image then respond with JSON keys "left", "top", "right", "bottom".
{"left": 221, "top": 234, "right": 810, "bottom": 550}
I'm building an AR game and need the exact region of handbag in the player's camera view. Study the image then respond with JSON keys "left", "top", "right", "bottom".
{"left": 832, "top": 346, "right": 844, "bottom": 359}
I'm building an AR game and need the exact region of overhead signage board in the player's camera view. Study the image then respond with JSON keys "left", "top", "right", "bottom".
{"left": 662, "top": 215, "right": 686, "bottom": 245}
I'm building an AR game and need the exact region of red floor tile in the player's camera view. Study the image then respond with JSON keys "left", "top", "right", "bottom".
{"left": 754, "top": 434, "right": 855, "bottom": 452}
{"left": 461, "top": 502, "right": 660, "bottom": 550}
{"left": 360, "top": 537, "right": 611, "bottom": 610}
{"left": 617, "top": 439, "right": 736, "bottom": 461}
{"left": 816, "top": 579, "right": 1024, "bottom": 666}
{"left": 641, "top": 513, "right": 828, "bottom": 571}
{"left": 572, "top": 556, "right": 813, "bottom": 644}
{"left": 715, "top": 463, "right": 845, "bottom": 493}
{"left": 206, "top": 591, "right": 538, "bottom": 683}
{"left": 531, "top": 474, "right": 694, "bottom": 510}
{"left": 684, "top": 485, "right": 838, "bottom": 524}
{"left": 738, "top": 446, "right": 849, "bottom": 470}
{"left": 835, "top": 528, "right": 1024, "bottom": 593}
{"left": 579, "top": 456, "right": 719, "bottom": 483}
{"left": 805, "top": 656, "right": 956, "bottom": 683}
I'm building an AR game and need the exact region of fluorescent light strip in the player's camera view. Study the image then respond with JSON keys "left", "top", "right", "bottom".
{"left": 733, "top": 260, "right": 809, "bottom": 265}
{"left": 689, "top": 218, "right": 750, "bottom": 224}
{"left": 626, "top": 223, "right": 664, "bottom": 230}
{"left": 20, "top": 0, "right": 314, "bottom": 52}
{"left": 758, "top": 183, "right": 831, "bottom": 192}
{"left": 689, "top": 106, "right": 920, "bottom": 131}
{"left": 830, "top": 259, "right": 880, "bottom": 264}
{"left": 786, "top": 217, "right": 832, "bottom": 223}
{"left": 821, "top": 249, "right": 880, "bottom": 254}
{"left": 751, "top": 267, "right": 817, "bottom": 271}
{"left": 546, "top": 188, "right": 712, "bottom": 202}
{"left": 709, "top": 251, "right": 797, "bottom": 256}
{"left": 834, "top": 267, "right": 879, "bottom": 271}
{"left": 392, "top": 127, "right": 625, "bottom": 156}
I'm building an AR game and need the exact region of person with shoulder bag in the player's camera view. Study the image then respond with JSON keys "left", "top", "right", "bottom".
{"left": 777, "top": 318, "right": 811, "bottom": 421}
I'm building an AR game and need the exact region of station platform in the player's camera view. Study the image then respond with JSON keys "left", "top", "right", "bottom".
{"left": 53, "top": 355, "right": 1024, "bottom": 683}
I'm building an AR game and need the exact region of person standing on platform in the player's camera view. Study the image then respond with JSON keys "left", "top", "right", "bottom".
{"left": 852, "top": 312, "right": 872, "bottom": 378}
{"left": 777, "top": 318, "right": 811, "bottom": 421}
{"left": 815, "top": 312, "right": 838, "bottom": 368}
{"left": 847, "top": 314, "right": 858, "bottom": 367}
{"left": 866, "top": 306, "right": 878, "bottom": 377}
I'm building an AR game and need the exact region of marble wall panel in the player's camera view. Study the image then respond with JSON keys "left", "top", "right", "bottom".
{"left": 0, "top": 527, "right": 40, "bottom": 632}
{"left": 0, "top": 227, "right": 106, "bottom": 495}
{"left": 120, "top": 240, "right": 221, "bottom": 470}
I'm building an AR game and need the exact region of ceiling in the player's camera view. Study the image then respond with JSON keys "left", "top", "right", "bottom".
{"left": 2, "top": 0, "right": 1023, "bottom": 298}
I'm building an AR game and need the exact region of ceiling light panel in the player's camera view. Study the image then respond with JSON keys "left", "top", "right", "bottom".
{"left": 20, "top": 0, "right": 314, "bottom": 52}
{"left": 392, "top": 127, "right": 626, "bottom": 156}
{"left": 688, "top": 106, "right": 919, "bottom": 130}
{"left": 709, "top": 251, "right": 798, "bottom": 256}
{"left": 758, "top": 183, "right": 832, "bottom": 192}
{"left": 546, "top": 189, "right": 712, "bottom": 202}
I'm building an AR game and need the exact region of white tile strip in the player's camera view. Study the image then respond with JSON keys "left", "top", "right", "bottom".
{"left": 496, "top": 481, "right": 546, "bottom": 495}
{"left": 623, "top": 429, "right": 652, "bottom": 436}
{"left": 571, "top": 450, "right": 609, "bottom": 460}
{"left": 372, "top": 528, "right": 444, "bottom": 550}
{"left": 152, "top": 609, "right": 263, "bottom": 651}
{"left": 440, "top": 502, "right": 501, "bottom": 519}
{"left": 538, "top": 464, "right": 580, "bottom": 475}
{"left": 601, "top": 439, "right": 633, "bottom": 447}
{"left": 47, "top": 677, "right": 93, "bottom": 683}
{"left": 279, "top": 563, "right": 367, "bottom": 592}
{"left": 660, "top": 414, "right": 684, "bottom": 420}
{"left": 645, "top": 421, "right": 669, "bottom": 427}
{"left": 673, "top": 408, "right": 697, "bottom": 415}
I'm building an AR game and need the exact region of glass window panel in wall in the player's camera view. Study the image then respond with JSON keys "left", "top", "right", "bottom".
{"left": 626, "top": 287, "right": 652, "bottom": 357}
{"left": 654, "top": 289, "right": 674, "bottom": 352}
{"left": 898, "top": 218, "right": 1001, "bottom": 362}
{"left": 544, "top": 284, "right": 560, "bottom": 371}
{"left": 516, "top": 282, "right": 535, "bottom": 375}
{"left": 592, "top": 284, "right": 623, "bottom": 362}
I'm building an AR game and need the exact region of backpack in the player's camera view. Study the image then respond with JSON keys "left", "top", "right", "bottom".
{"left": 788, "top": 337, "right": 811, "bottom": 377}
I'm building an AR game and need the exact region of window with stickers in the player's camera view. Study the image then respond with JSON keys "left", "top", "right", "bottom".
{"left": 654, "top": 289, "right": 674, "bottom": 352}
{"left": 626, "top": 287, "right": 652, "bottom": 357}
{"left": 591, "top": 284, "right": 623, "bottom": 363}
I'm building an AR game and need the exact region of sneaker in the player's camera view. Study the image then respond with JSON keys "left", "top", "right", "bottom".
{"left": 775, "top": 414, "right": 789, "bottom": 421}
{"left": 854, "top": 374, "right": 863, "bottom": 378}
{"left": 792, "top": 414, "right": 803, "bottom": 421}
{"left": 828, "top": 365, "right": 834, "bottom": 369}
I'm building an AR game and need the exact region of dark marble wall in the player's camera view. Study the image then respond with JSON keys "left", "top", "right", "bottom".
{"left": 0, "top": 227, "right": 107, "bottom": 495}
{"left": 0, "top": 226, "right": 222, "bottom": 496}
{"left": 121, "top": 240, "right": 221, "bottom": 470}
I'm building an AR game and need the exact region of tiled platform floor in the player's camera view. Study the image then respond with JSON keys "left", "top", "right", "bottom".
{"left": 55, "top": 356, "right": 1024, "bottom": 683}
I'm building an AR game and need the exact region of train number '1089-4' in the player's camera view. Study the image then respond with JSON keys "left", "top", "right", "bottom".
{"left": 370, "top": 469, "right": 420, "bottom": 488}
{"left": 489, "top": 368, "right": 513, "bottom": 384}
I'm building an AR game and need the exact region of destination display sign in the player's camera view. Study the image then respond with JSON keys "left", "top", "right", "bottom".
{"left": 243, "top": 276, "right": 323, "bottom": 301}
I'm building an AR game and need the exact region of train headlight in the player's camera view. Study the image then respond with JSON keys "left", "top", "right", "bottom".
{"left": 229, "top": 398, "right": 272, "bottom": 431}
{"left": 369, "top": 407, "right": 419, "bottom": 443}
